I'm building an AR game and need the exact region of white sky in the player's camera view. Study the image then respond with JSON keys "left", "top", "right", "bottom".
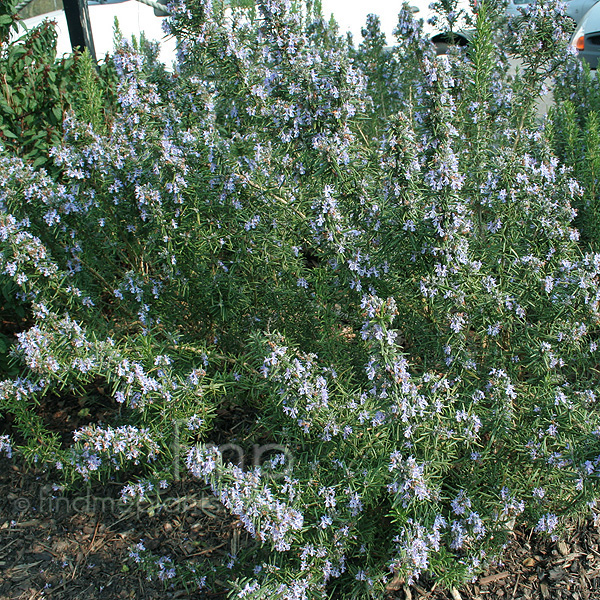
{"left": 18, "top": 0, "right": 438, "bottom": 62}
{"left": 320, "top": 0, "right": 433, "bottom": 44}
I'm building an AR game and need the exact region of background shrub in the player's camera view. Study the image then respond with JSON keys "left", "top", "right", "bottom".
{"left": 551, "top": 60, "right": 600, "bottom": 250}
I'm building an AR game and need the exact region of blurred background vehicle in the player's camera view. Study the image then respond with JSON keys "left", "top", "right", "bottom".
{"left": 504, "top": 0, "right": 534, "bottom": 18}
{"left": 505, "top": 0, "right": 598, "bottom": 26}
{"left": 571, "top": 0, "right": 600, "bottom": 68}
{"left": 564, "top": 0, "right": 600, "bottom": 25}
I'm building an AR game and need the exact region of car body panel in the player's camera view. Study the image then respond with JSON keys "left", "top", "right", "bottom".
{"left": 506, "top": 0, "right": 597, "bottom": 24}
{"left": 564, "top": 0, "right": 599, "bottom": 24}
{"left": 571, "top": 0, "right": 600, "bottom": 68}
{"left": 505, "top": 0, "right": 534, "bottom": 18}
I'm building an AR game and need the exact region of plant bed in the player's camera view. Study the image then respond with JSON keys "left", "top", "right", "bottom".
{"left": 3, "top": 0, "right": 600, "bottom": 597}
{"left": 2, "top": 458, "right": 600, "bottom": 599}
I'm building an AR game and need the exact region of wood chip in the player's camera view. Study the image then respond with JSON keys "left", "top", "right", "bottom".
{"left": 585, "top": 568, "right": 600, "bottom": 578}
{"left": 561, "top": 552, "right": 585, "bottom": 564}
{"left": 558, "top": 541, "right": 570, "bottom": 556}
{"left": 479, "top": 571, "right": 510, "bottom": 585}
{"left": 548, "top": 567, "right": 567, "bottom": 582}
{"left": 450, "top": 587, "right": 462, "bottom": 600}
{"left": 385, "top": 572, "right": 404, "bottom": 592}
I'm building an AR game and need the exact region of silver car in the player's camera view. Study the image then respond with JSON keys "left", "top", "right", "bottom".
{"left": 430, "top": 0, "right": 595, "bottom": 53}
{"left": 504, "top": 0, "right": 535, "bottom": 18}
{"left": 571, "top": 1, "right": 600, "bottom": 68}
{"left": 506, "top": 0, "right": 597, "bottom": 25}
{"left": 564, "top": 0, "right": 600, "bottom": 23}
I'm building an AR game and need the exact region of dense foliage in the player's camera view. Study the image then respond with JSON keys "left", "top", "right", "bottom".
{"left": 551, "top": 60, "right": 600, "bottom": 250}
{"left": 1, "top": 0, "right": 599, "bottom": 597}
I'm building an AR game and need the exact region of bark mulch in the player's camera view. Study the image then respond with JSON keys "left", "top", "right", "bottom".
{"left": 1, "top": 456, "right": 600, "bottom": 600}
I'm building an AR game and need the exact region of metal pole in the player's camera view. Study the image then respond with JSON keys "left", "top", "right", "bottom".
{"left": 62, "top": 0, "right": 97, "bottom": 60}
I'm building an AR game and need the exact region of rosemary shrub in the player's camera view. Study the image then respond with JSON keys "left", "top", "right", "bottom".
{"left": 1, "top": 0, "right": 599, "bottom": 597}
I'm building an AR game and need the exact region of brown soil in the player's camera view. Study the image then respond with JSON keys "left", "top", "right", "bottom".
{"left": 0, "top": 457, "right": 236, "bottom": 600}
{"left": 1, "top": 456, "right": 600, "bottom": 600}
